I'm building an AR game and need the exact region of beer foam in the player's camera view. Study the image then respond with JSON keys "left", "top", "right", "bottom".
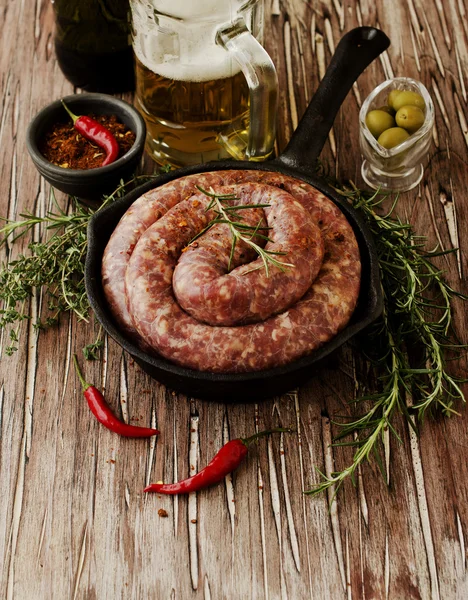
{"left": 134, "top": 36, "right": 241, "bottom": 82}
{"left": 152, "top": 0, "right": 243, "bottom": 21}
{"left": 131, "top": 1, "right": 244, "bottom": 82}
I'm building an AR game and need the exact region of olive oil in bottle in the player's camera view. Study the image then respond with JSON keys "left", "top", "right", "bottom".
{"left": 52, "top": 0, "right": 134, "bottom": 92}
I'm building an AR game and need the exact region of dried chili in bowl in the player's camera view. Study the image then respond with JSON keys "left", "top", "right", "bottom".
{"left": 39, "top": 103, "right": 136, "bottom": 170}
{"left": 61, "top": 100, "right": 119, "bottom": 166}
{"left": 27, "top": 93, "right": 146, "bottom": 200}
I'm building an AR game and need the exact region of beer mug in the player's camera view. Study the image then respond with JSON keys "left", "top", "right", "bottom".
{"left": 130, "top": 0, "right": 278, "bottom": 167}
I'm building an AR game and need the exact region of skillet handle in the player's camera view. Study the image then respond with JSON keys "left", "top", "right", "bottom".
{"left": 273, "top": 26, "right": 390, "bottom": 173}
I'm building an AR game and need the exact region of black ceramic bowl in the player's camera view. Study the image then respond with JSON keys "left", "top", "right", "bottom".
{"left": 26, "top": 93, "right": 146, "bottom": 201}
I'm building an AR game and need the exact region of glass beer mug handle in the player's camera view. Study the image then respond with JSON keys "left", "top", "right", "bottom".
{"left": 217, "top": 18, "right": 278, "bottom": 160}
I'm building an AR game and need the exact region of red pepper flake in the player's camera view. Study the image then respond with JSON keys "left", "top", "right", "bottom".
{"left": 158, "top": 508, "right": 169, "bottom": 518}
{"left": 40, "top": 114, "right": 135, "bottom": 170}
{"left": 178, "top": 220, "right": 188, "bottom": 227}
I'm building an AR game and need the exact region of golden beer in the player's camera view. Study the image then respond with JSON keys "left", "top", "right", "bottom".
{"left": 135, "top": 57, "right": 250, "bottom": 167}
{"left": 130, "top": 0, "right": 276, "bottom": 166}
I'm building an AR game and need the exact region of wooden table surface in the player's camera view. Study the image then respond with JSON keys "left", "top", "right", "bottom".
{"left": 1, "top": 1, "right": 468, "bottom": 598}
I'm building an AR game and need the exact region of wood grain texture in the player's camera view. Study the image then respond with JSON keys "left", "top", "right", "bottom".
{"left": 1, "top": 0, "right": 468, "bottom": 598}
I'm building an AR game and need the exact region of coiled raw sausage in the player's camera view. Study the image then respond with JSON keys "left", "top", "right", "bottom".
{"left": 101, "top": 170, "right": 361, "bottom": 372}
{"left": 172, "top": 183, "right": 324, "bottom": 326}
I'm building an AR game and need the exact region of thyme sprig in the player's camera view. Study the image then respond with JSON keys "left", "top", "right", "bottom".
{"left": 306, "top": 183, "right": 467, "bottom": 498}
{"left": 82, "top": 325, "right": 104, "bottom": 360}
{"left": 195, "top": 185, "right": 294, "bottom": 275}
{"left": 0, "top": 175, "right": 158, "bottom": 355}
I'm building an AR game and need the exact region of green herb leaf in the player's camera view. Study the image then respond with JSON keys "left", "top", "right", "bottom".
{"left": 83, "top": 339, "right": 104, "bottom": 361}
{"left": 195, "top": 186, "right": 293, "bottom": 275}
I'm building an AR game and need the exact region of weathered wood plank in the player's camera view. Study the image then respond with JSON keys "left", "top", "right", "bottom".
{"left": 1, "top": 0, "right": 468, "bottom": 598}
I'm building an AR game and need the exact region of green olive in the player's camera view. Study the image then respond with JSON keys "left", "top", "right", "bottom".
{"left": 387, "top": 89, "right": 402, "bottom": 110}
{"left": 395, "top": 105, "right": 425, "bottom": 133}
{"left": 365, "top": 109, "right": 396, "bottom": 138}
{"left": 377, "top": 127, "right": 411, "bottom": 149}
{"left": 392, "top": 91, "right": 425, "bottom": 112}
{"left": 377, "top": 105, "right": 395, "bottom": 115}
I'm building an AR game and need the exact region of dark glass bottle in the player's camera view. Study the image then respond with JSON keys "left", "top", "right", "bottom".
{"left": 52, "top": 0, "right": 134, "bottom": 93}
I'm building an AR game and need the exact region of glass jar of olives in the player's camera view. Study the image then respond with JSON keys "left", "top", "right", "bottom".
{"left": 359, "top": 78, "right": 434, "bottom": 192}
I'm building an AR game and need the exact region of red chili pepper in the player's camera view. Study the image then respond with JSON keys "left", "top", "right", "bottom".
{"left": 144, "top": 427, "right": 293, "bottom": 494}
{"left": 73, "top": 355, "right": 159, "bottom": 438}
{"left": 61, "top": 100, "right": 120, "bottom": 166}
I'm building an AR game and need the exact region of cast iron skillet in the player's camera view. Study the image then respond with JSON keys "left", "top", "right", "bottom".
{"left": 86, "top": 27, "right": 389, "bottom": 402}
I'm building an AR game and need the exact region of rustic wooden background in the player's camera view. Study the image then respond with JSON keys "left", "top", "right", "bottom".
{"left": 1, "top": 1, "right": 468, "bottom": 598}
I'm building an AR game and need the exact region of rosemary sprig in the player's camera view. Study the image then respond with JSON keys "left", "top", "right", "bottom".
{"left": 195, "top": 186, "right": 294, "bottom": 276}
{"left": 306, "top": 183, "right": 467, "bottom": 498}
{"left": 0, "top": 175, "right": 158, "bottom": 355}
